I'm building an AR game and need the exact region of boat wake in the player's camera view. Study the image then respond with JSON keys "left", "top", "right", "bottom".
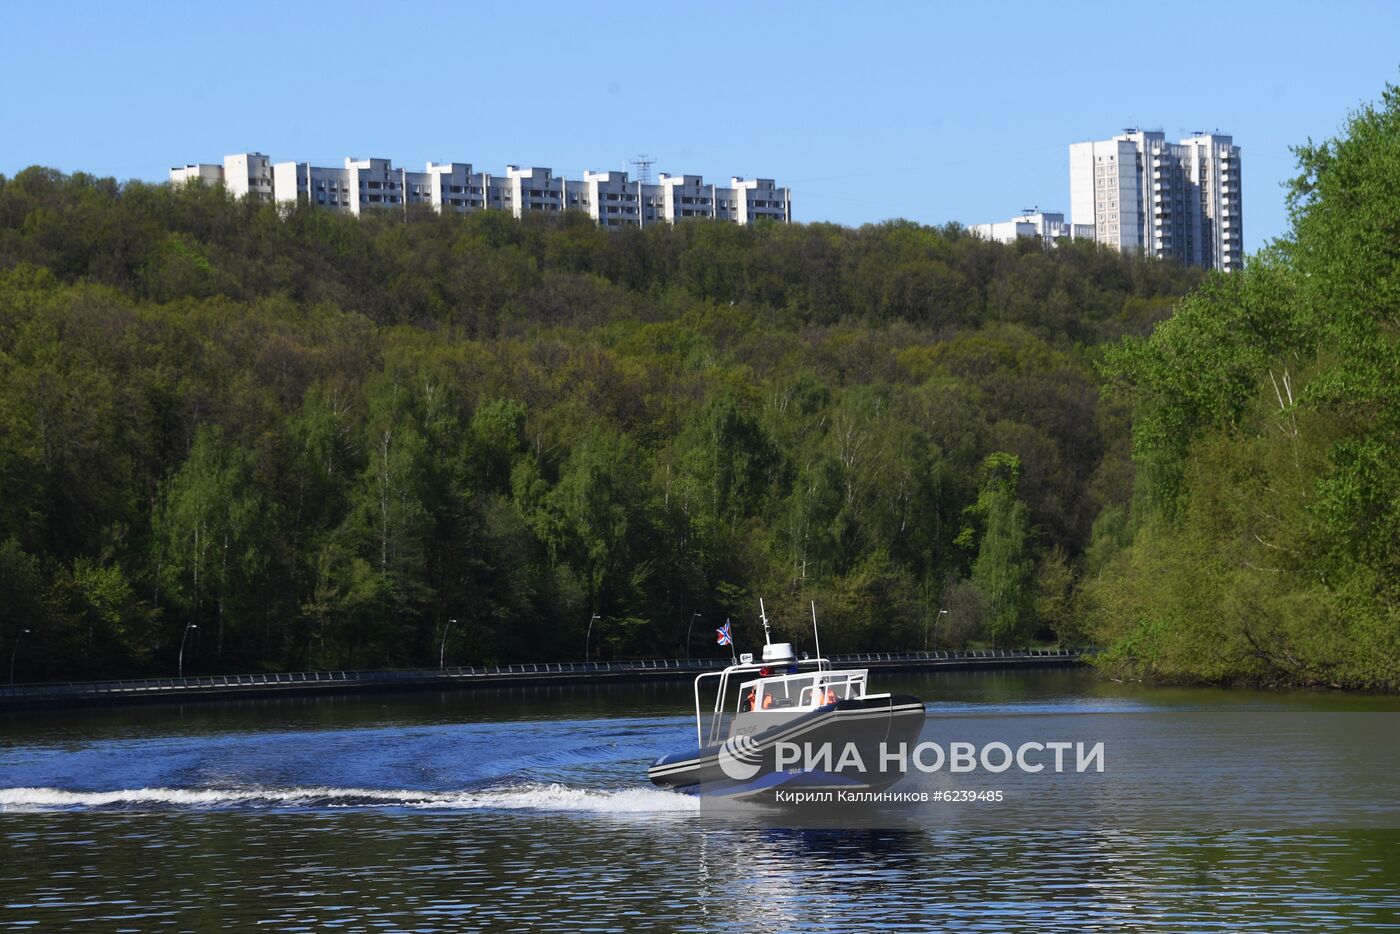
{"left": 0, "top": 782, "right": 699, "bottom": 815}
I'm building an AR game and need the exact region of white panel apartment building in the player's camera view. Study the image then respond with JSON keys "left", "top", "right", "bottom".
{"left": 173, "top": 153, "right": 273, "bottom": 201}
{"left": 970, "top": 211, "right": 1094, "bottom": 246}
{"left": 1069, "top": 130, "right": 1242, "bottom": 271}
{"left": 172, "top": 153, "right": 792, "bottom": 227}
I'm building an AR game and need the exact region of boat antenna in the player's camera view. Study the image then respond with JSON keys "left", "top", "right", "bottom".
{"left": 811, "top": 601, "right": 823, "bottom": 664}
{"left": 758, "top": 598, "right": 773, "bottom": 646}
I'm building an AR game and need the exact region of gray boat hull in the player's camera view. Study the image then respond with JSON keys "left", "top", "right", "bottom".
{"left": 649, "top": 694, "right": 925, "bottom": 799}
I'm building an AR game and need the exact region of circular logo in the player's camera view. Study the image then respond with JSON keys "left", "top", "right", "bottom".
{"left": 717, "top": 734, "right": 764, "bottom": 781}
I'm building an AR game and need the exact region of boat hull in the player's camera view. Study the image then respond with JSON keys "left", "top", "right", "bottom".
{"left": 649, "top": 694, "right": 925, "bottom": 799}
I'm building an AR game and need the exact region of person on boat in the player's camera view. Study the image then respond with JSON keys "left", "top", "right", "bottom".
{"left": 762, "top": 692, "right": 775, "bottom": 710}
{"left": 741, "top": 687, "right": 756, "bottom": 712}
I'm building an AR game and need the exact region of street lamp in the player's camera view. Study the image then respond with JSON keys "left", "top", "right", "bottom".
{"left": 585, "top": 614, "right": 600, "bottom": 662}
{"left": 440, "top": 618, "right": 458, "bottom": 669}
{"left": 926, "top": 608, "right": 949, "bottom": 651}
{"left": 685, "top": 613, "right": 700, "bottom": 662}
{"left": 9, "top": 628, "right": 30, "bottom": 685}
{"left": 178, "top": 622, "right": 198, "bottom": 679}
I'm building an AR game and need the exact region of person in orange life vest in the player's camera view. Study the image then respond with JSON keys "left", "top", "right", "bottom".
{"left": 742, "top": 687, "right": 756, "bottom": 712}
{"left": 762, "top": 692, "right": 775, "bottom": 709}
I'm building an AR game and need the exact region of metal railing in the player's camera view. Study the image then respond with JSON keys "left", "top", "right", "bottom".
{"left": 0, "top": 648, "right": 1083, "bottom": 701}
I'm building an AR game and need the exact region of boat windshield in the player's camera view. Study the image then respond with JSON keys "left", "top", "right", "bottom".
{"left": 737, "top": 670, "right": 867, "bottom": 711}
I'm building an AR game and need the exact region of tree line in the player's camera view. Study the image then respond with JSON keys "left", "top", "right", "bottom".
{"left": 1, "top": 155, "right": 1203, "bottom": 680}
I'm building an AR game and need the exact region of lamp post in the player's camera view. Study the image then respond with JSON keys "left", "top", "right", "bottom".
{"left": 685, "top": 613, "right": 700, "bottom": 662}
{"left": 178, "top": 622, "right": 198, "bottom": 679}
{"left": 8, "top": 628, "right": 30, "bottom": 685}
{"left": 926, "top": 608, "right": 948, "bottom": 651}
{"left": 440, "top": 618, "right": 458, "bottom": 669}
{"left": 585, "top": 614, "right": 600, "bottom": 662}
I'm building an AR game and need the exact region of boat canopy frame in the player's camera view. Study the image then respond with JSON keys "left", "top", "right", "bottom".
{"left": 692, "top": 657, "right": 834, "bottom": 746}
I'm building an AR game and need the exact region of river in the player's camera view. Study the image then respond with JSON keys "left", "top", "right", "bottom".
{"left": 2, "top": 670, "right": 1398, "bottom": 930}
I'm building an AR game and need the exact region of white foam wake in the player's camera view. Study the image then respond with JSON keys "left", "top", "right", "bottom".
{"left": 0, "top": 783, "right": 699, "bottom": 814}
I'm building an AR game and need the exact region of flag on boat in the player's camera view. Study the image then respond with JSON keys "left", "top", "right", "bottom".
{"left": 716, "top": 621, "right": 733, "bottom": 646}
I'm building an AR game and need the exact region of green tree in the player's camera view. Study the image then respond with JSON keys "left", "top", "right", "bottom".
{"left": 532, "top": 428, "right": 657, "bottom": 629}
{"left": 153, "top": 425, "right": 267, "bottom": 662}
{"left": 964, "top": 453, "right": 1033, "bottom": 646}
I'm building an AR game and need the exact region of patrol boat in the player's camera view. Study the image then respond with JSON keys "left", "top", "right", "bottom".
{"left": 648, "top": 601, "right": 925, "bottom": 799}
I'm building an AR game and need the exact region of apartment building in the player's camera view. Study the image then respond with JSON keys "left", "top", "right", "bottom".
{"left": 1069, "top": 130, "right": 1242, "bottom": 271}
{"left": 169, "top": 162, "right": 223, "bottom": 187}
{"left": 172, "top": 153, "right": 274, "bottom": 201}
{"left": 969, "top": 211, "right": 1093, "bottom": 245}
{"left": 171, "top": 152, "right": 792, "bottom": 227}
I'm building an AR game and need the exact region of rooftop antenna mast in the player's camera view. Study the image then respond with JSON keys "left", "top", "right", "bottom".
{"left": 758, "top": 598, "right": 773, "bottom": 647}
{"left": 810, "top": 601, "right": 824, "bottom": 666}
{"left": 629, "top": 153, "right": 656, "bottom": 184}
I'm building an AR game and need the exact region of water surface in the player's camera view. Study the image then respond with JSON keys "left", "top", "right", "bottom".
{"left": 3, "top": 670, "right": 1397, "bottom": 930}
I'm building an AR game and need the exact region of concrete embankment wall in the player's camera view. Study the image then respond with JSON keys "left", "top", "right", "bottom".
{"left": 0, "top": 650, "right": 1084, "bottom": 710}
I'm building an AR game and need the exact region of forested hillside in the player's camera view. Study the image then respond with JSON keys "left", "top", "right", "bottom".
{"left": 1088, "top": 83, "right": 1400, "bottom": 690}
{"left": 0, "top": 165, "right": 1200, "bottom": 679}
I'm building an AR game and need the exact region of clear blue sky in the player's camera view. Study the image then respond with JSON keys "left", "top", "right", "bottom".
{"left": 3, "top": 0, "right": 1397, "bottom": 254}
